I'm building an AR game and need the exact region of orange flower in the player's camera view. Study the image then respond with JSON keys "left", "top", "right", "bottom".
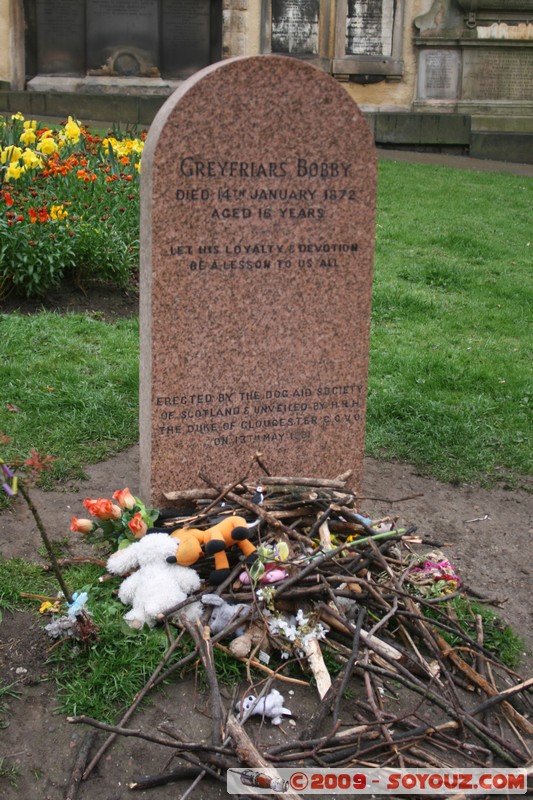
{"left": 112, "top": 487, "right": 136, "bottom": 510}
{"left": 70, "top": 516, "right": 96, "bottom": 534}
{"left": 128, "top": 512, "right": 147, "bottom": 538}
{"left": 4, "top": 192, "right": 13, "bottom": 207}
{"left": 28, "top": 207, "right": 38, "bottom": 224}
{"left": 83, "top": 497, "right": 122, "bottom": 521}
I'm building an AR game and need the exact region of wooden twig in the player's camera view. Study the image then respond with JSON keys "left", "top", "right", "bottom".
{"left": 332, "top": 607, "right": 366, "bottom": 726}
{"left": 260, "top": 475, "right": 353, "bottom": 490}
{"left": 435, "top": 633, "right": 533, "bottom": 735}
{"left": 129, "top": 767, "right": 204, "bottom": 791}
{"left": 214, "top": 642, "right": 309, "bottom": 685}
{"left": 19, "top": 484, "right": 73, "bottom": 603}
{"left": 225, "top": 714, "right": 302, "bottom": 800}
{"left": 185, "top": 619, "right": 224, "bottom": 746}
{"left": 64, "top": 732, "right": 96, "bottom": 800}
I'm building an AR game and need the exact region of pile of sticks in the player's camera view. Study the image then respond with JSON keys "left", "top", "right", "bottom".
{"left": 69, "top": 470, "right": 532, "bottom": 796}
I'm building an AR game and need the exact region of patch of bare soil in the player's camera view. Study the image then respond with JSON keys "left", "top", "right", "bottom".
{"left": 0, "top": 446, "right": 531, "bottom": 799}
{"left": 0, "top": 279, "right": 138, "bottom": 322}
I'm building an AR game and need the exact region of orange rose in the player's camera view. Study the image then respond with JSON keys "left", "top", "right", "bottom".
{"left": 128, "top": 512, "right": 147, "bottom": 538}
{"left": 70, "top": 516, "right": 96, "bottom": 534}
{"left": 112, "top": 487, "right": 136, "bottom": 510}
{"left": 83, "top": 498, "right": 122, "bottom": 521}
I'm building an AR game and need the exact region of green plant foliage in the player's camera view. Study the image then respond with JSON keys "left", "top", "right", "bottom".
{"left": 0, "top": 113, "right": 142, "bottom": 298}
{"left": 424, "top": 595, "right": 525, "bottom": 669}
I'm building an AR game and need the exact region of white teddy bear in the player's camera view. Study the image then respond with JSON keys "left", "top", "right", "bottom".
{"left": 107, "top": 534, "right": 201, "bottom": 629}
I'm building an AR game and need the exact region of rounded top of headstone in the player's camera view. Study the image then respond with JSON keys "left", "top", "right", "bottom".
{"left": 144, "top": 55, "right": 374, "bottom": 174}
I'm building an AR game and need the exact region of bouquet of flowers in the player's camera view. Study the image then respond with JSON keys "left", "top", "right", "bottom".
{"left": 70, "top": 487, "right": 159, "bottom": 548}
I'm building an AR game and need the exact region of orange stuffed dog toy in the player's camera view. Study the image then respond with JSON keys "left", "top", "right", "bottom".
{"left": 165, "top": 516, "right": 257, "bottom": 584}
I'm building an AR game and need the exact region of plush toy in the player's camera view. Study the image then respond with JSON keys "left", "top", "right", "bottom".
{"left": 201, "top": 593, "right": 250, "bottom": 635}
{"left": 236, "top": 689, "right": 292, "bottom": 726}
{"left": 200, "top": 593, "right": 266, "bottom": 657}
{"left": 166, "top": 515, "right": 257, "bottom": 584}
{"left": 107, "top": 534, "right": 200, "bottom": 629}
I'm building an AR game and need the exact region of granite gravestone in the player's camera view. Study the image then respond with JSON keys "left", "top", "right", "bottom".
{"left": 140, "top": 56, "right": 376, "bottom": 506}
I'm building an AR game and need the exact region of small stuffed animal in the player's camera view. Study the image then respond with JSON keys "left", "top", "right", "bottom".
{"left": 236, "top": 689, "right": 292, "bottom": 726}
{"left": 201, "top": 593, "right": 250, "bottom": 635}
{"left": 166, "top": 515, "right": 258, "bottom": 584}
{"left": 107, "top": 534, "right": 200, "bottom": 629}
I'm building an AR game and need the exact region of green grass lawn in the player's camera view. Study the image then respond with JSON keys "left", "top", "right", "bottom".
{"left": 0, "top": 160, "right": 531, "bottom": 489}
{"left": 368, "top": 160, "right": 532, "bottom": 485}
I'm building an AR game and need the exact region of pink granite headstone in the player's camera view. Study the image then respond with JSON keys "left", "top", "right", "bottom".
{"left": 140, "top": 55, "right": 376, "bottom": 506}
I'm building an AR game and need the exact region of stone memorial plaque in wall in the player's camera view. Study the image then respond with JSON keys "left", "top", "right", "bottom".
{"left": 346, "top": 0, "right": 394, "bottom": 56}
{"left": 418, "top": 49, "right": 460, "bottom": 101}
{"left": 86, "top": 0, "right": 159, "bottom": 76}
{"left": 462, "top": 48, "right": 533, "bottom": 101}
{"left": 160, "top": 0, "right": 211, "bottom": 78}
{"left": 36, "top": 0, "right": 85, "bottom": 75}
{"left": 140, "top": 56, "right": 376, "bottom": 503}
{"left": 271, "top": 0, "right": 320, "bottom": 55}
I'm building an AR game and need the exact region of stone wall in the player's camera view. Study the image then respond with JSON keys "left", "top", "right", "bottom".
{"left": 0, "top": 0, "right": 531, "bottom": 152}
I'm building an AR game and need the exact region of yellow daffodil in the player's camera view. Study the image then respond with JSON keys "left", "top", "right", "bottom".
{"left": 23, "top": 119, "right": 38, "bottom": 130}
{"left": 20, "top": 127, "right": 37, "bottom": 145}
{"left": 37, "top": 137, "right": 58, "bottom": 155}
{"left": 50, "top": 204, "right": 68, "bottom": 220}
{"left": 11, "top": 111, "right": 24, "bottom": 121}
{"left": 5, "top": 162, "right": 25, "bottom": 180}
{"left": 21, "top": 148, "right": 43, "bottom": 169}
{"left": 63, "top": 116, "right": 81, "bottom": 144}
{"left": 1, "top": 145, "right": 23, "bottom": 164}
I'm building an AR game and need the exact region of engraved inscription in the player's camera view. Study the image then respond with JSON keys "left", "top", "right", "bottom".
{"left": 419, "top": 49, "right": 460, "bottom": 101}
{"left": 172, "top": 157, "right": 358, "bottom": 222}
{"left": 155, "top": 384, "right": 363, "bottom": 449}
{"left": 462, "top": 49, "right": 533, "bottom": 101}
{"left": 271, "top": 0, "right": 320, "bottom": 55}
{"left": 345, "top": 0, "right": 394, "bottom": 57}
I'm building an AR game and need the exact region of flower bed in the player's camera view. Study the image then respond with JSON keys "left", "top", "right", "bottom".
{"left": 0, "top": 113, "right": 143, "bottom": 299}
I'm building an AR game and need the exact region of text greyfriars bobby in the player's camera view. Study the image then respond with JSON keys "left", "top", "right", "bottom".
{"left": 179, "top": 158, "right": 353, "bottom": 179}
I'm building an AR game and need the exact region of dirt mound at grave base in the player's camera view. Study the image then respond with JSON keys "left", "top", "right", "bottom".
{"left": 0, "top": 446, "right": 531, "bottom": 799}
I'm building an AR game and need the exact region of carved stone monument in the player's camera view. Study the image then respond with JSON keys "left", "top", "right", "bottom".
{"left": 140, "top": 55, "right": 376, "bottom": 505}
{"left": 414, "top": 0, "right": 533, "bottom": 113}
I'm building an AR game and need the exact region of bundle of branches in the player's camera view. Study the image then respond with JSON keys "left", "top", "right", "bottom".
{"left": 69, "top": 470, "right": 532, "bottom": 795}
